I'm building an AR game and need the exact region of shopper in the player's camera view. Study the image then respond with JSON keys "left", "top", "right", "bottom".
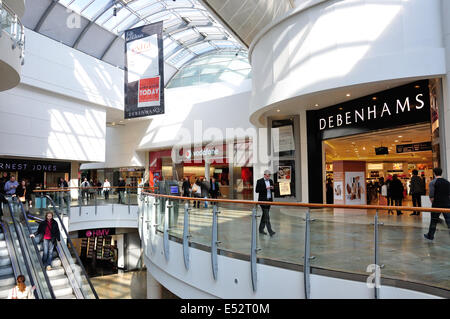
{"left": 182, "top": 177, "right": 191, "bottom": 198}
{"left": 410, "top": 169, "right": 424, "bottom": 216}
{"left": 390, "top": 174, "right": 404, "bottom": 216}
{"left": 0, "top": 193, "right": 7, "bottom": 222}
{"left": 385, "top": 175, "right": 393, "bottom": 214}
{"left": 4, "top": 176, "right": 19, "bottom": 196}
{"left": 103, "top": 178, "right": 111, "bottom": 200}
{"left": 89, "top": 179, "right": 96, "bottom": 200}
{"left": 29, "top": 211, "right": 61, "bottom": 271}
{"left": 0, "top": 172, "right": 9, "bottom": 195}
{"left": 255, "top": 170, "right": 276, "bottom": 237}
{"left": 117, "top": 177, "right": 126, "bottom": 204}
{"left": 209, "top": 177, "right": 220, "bottom": 204}
{"left": 192, "top": 179, "right": 202, "bottom": 208}
{"left": 58, "top": 177, "right": 69, "bottom": 209}
{"left": 201, "top": 177, "right": 210, "bottom": 208}
{"left": 80, "top": 178, "right": 90, "bottom": 202}
{"left": 424, "top": 167, "right": 450, "bottom": 241}
{"left": 16, "top": 180, "right": 32, "bottom": 210}
{"left": 96, "top": 180, "right": 102, "bottom": 195}
{"left": 326, "top": 178, "right": 333, "bottom": 204}
{"left": 7, "top": 275, "right": 36, "bottom": 299}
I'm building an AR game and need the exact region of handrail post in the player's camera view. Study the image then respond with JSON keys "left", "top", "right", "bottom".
{"left": 127, "top": 188, "right": 131, "bottom": 214}
{"left": 304, "top": 208, "right": 311, "bottom": 299}
{"left": 94, "top": 188, "right": 97, "bottom": 216}
{"left": 211, "top": 204, "right": 219, "bottom": 281}
{"left": 182, "top": 202, "right": 190, "bottom": 270}
{"left": 251, "top": 205, "right": 259, "bottom": 292}
{"left": 163, "top": 200, "right": 171, "bottom": 261}
{"left": 374, "top": 209, "right": 381, "bottom": 299}
{"left": 78, "top": 188, "right": 82, "bottom": 216}
{"left": 39, "top": 192, "right": 44, "bottom": 216}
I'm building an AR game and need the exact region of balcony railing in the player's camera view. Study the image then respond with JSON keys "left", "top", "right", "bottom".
{"left": 0, "top": 0, "right": 25, "bottom": 64}
{"left": 139, "top": 192, "right": 450, "bottom": 299}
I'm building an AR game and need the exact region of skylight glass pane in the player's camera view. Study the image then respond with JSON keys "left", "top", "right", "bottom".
{"left": 68, "top": 0, "right": 95, "bottom": 13}
{"left": 82, "top": 0, "right": 111, "bottom": 20}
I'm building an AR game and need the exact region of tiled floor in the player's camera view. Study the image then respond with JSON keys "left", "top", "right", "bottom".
{"left": 90, "top": 270, "right": 147, "bottom": 299}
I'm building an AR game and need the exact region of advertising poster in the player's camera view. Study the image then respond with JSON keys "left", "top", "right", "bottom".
{"left": 272, "top": 125, "right": 295, "bottom": 153}
{"left": 125, "top": 22, "right": 164, "bottom": 118}
{"left": 277, "top": 166, "right": 291, "bottom": 182}
{"left": 334, "top": 181, "right": 343, "bottom": 200}
{"left": 279, "top": 182, "right": 291, "bottom": 196}
{"left": 345, "top": 172, "right": 366, "bottom": 205}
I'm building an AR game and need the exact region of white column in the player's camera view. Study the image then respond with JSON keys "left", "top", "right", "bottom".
{"left": 116, "top": 234, "right": 125, "bottom": 269}
{"left": 70, "top": 161, "right": 79, "bottom": 200}
{"left": 441, "top": 1, "right": 450, "bottom": 177}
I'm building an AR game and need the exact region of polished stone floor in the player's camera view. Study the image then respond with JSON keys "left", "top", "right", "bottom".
{"left": 161, "top": 201, "right": 450, "bottom": 291}
{"left": 90, "top": 270, "right": 147, "bottom": 299}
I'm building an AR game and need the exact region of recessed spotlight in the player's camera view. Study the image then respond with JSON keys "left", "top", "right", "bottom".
{"left": 394, "top": 140, "right": 399, "bottom": 142}
{"left": 315, "top": 104, "right": 319, "bottom": 107}
{"left": 346, "top": 93, "right": 351, "bottom": 97}
{"left": 276, "top": 109, "right": 280, "bottom": 112}
{"left": 372, "top": 97, "right": 377, "bottom": 100}
{"left": 338, "top": 107, "right": 343, "bottom": 110}
{"left": 398, "top": 135, "right": 402, "bottom": 138}
{"left": 414, "top": 85, "right": 420, "bottom": 89}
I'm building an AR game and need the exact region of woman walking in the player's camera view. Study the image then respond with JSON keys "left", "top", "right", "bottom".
{"left": 29, "top": 212, "right": 61, "bottom": 271}
{"left": 8, "top": 275, "right": 36, "bottom": 299}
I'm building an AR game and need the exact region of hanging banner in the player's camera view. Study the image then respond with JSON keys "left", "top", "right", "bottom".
{"left": 125, "top": 22, "right": 164, "bottom": 119}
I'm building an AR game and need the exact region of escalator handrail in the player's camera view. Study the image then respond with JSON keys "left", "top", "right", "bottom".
{"left": 0, "top": 222, "right": 20, "bottom": 283}
{"left": 43, "top": 195, "right": 99, "bottom": 299}
{"left": 12, "top": 197, "right": 56, "bottom": 299}
{"left": 6, "top": 198, "right": 41, "bottom": 299}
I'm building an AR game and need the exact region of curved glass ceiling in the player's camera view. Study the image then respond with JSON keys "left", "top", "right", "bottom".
{"left": 57, "top": 0, "right": 244, "bottom": 69}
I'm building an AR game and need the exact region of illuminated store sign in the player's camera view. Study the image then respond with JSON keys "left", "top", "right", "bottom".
{"left": 310, "top": 80, "right": 431, "bottom": 140}
{"left": 79, "top": 228, "right": 115, "bottom": 238}
{"left": 319, "top": 94, "right": 425, "bottom": 131}
{"left": 0, "top": 158, "right": 71, "bottom": 172}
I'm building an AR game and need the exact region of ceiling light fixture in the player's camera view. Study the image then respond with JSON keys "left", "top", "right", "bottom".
{"left": 346, "top": 93, "right": 351, "bottom": 97}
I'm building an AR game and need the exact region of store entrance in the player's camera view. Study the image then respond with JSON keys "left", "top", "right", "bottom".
{"left": 323, "top": 123, "right": 433, "bottom": 205}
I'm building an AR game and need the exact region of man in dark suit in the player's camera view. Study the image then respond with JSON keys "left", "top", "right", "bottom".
{"left": 209, "top": 177, "right": 220, "bottom": 205}
{"left": 255, "top": 170, "right": 276, "bottom": 237}
{"left": 424, "top": 167, "right": 450, "bottom": 240}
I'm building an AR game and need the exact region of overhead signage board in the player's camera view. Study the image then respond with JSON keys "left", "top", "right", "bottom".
{"left": 309, "top": 80, "right": 431, "bottom": 140}
{"left": 0, "top": 158, "right": 71, "bottom": 172}
{"left": 396, "top": 142, "right": 432, "bottom": 153}
{"left": 125, "top": 22, "right": 164, "bottom": 119}
{"left": 79, "top": 228, "right": 116, "bottom": 238}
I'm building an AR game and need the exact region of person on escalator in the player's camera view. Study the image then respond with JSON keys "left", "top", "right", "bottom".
{"left": 8, "top": 275, "right": 36, "bottom": 299}
{"left": 29, "top": 212, "right": 61, "bottom": 271}
{"left": 0, "top": 193, "right": 7, "bottom": 222}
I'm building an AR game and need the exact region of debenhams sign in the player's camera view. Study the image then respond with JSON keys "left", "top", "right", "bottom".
{"left": 315, "top": 81, "right": 430, "bottom": 137}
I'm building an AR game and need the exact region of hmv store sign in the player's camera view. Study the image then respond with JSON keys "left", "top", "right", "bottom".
{"left": 312, "top": 80, "right": 431, "bottom": 140}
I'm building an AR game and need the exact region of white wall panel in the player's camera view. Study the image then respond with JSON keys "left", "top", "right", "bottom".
{"left": 0, "top": 84, "right": 106, "bottom": 162}
{"left": 22, "top": 28, "right": 124, "bottom": 111}
{"left": 249, "top": 0, "right": 446, "bottom": 125}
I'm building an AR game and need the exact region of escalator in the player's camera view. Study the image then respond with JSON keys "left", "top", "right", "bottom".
{"left": 7, "top": 197, "right": 98, "bottom": 299}
{"left": 0, "top": 222, "right": 19, "bottom": 298}
{"left": 0, "top": 197, "right": 55, "bottom": 299}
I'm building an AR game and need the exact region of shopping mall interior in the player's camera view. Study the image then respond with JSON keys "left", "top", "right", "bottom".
{"left": 0, "top": 0, "right": 449, "bottom": 305}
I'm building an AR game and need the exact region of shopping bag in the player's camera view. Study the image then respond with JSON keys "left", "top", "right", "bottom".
{"left": 378, "top": 195, "right": 387, "bottom": 206}
{"left": 35, "top": 197, "right": 47, "bottom": 209}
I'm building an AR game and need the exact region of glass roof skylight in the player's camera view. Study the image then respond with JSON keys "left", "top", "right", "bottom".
{"left": 58, "top": 0, "right": 243, "bottom": 69}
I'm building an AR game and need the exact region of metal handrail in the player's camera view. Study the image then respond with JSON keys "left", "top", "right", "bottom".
{"left": 141, "top": 192, "right": 450, "bottom": 213}
{"left": 44, "top": 195, "right": 99, "bottom": 299}
{"left": 33, "top": 186, "right": 158, "bottom": 193}
{"left": 12, "top": 197, "right": 56, "bottom": 299}
{"left": 0, "top": 1, "right": 25, "bottom": 46}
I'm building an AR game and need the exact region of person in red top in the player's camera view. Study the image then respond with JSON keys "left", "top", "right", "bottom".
{"left": 30, "top": 212, "right": 60, "bottom": 271}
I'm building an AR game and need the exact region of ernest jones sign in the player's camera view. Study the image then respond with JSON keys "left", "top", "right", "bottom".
{"left": 0, "top": 159, "right": 71, "bottom": 172}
